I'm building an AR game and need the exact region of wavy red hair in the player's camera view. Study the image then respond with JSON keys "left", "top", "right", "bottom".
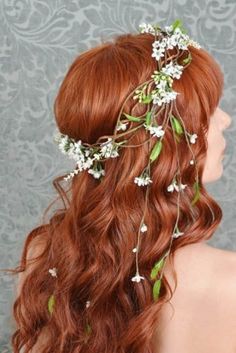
{"left": 2, "top": 30, "right": 224, "bottom": 353}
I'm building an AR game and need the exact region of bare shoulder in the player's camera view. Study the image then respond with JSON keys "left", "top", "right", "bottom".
{"left": 176, "top": 241, "right": 236, "bottom": 276}
{"left": 163, "top": 241, "right": 236, "bottom": 347}
{"left": 154, "top": 242, "right": 236, "bottom": 352}
{"left": 169, "top": 241, "right": 236, "bottom": 294}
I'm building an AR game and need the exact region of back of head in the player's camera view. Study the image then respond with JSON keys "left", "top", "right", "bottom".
{"left": 10, "top": 21, "right": 224, "bottom": 353}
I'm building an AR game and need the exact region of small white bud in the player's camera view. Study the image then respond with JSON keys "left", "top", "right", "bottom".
{"left": 49, "top": 267, "right": 58, "bottom": 278}
{"left": 140, "top": 223, "right": 147, "bottom": 233}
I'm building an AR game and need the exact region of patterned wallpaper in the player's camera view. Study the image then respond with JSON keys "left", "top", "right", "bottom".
{"left": 0, "top": 0, "right": 235, "bottom": 350}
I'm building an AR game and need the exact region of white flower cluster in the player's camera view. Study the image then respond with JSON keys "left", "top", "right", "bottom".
{"left": 49, "top": 267, "right": 58, "bottom": 278}
{"left": 167, "top": 180, "right": 187, "bottom": 192}
{"left": 162, "top": 61, "right": 184, "bottom": 79}
{"left": 54, "top": 132, "right": 120, "bottom": 181}
{"left": 152, "top": 27, "right": 200, "bottom": 56}
{"left": 138, "top": 22, "right": 201, "bottom": 108}
{"left": 88, "top": 168, "right": 105, "bottom": 179}
{"left": 189, "top": 133, "right": 198, "bottom": 144}
{"left": 150, "top": 62, "right": 183, "bottom": 106}
{"left": 152, "top": 89, "right": 178, "bottom": 106}
{"left": 99, "top": 137, "right": 120, "bottom": 158}
{"left": 139, "top": 22, "right": 201, "bottom": 51}
{"left": 117, "top": 121, "right": 129, "bottom": 131}
{"left": 143, "top": 124, "right": 165, "bottom": 137}
{"left": 134, "top": 174, "right": 153, "bottom": 186}
{"left": 54, "top": 21, "right": 200, "bottom": 184}
{"left": 139, "top": 22, "right": 156, "bottom": 35}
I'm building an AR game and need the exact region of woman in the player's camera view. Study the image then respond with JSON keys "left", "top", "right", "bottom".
{"left": 4, "top": 20, "right": 234, "bottom": 353}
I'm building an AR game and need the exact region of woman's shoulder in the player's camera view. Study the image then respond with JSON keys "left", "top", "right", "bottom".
{"left": 154, "top": 241, "right": 236, "bottom": 353}
{"left": 174, "top": 241, "right": 236, "bottom": 286}
{"left": 167, "top": 241, "right": 236, "bottom": 307}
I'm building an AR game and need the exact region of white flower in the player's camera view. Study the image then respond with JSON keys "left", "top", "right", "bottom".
{"left": 152, "top": 38, "right": 167, "bottom": 49}
{"left": 64, "top": 168, "right": 80, "bottom": 181}
{"left": 152, "top": 48, "right": 165, "bottom": 61}
{"left": 161, "top": 90, "right": 179, "bottom": 104}
{"left": 132, "top": 247, "right": 137, "bottom": 253}
{"left": 140, "top": 223, "right": 147, "bottom": 233}
{"left": 49, "top": 267, "right": 58, "bottom": 278}
{"left": 93, "top": 153, "right": 101, "bottom": 160}
{"left": 64, "top": 174, "right": 72, "bottom": 181}
{"left": 167, "top": 183, "right": 175, "bottom": 192}
{"left": 151, "top": 39, "right": 167, "bottom": 61}
{"left": 172, "top": 229, "right": 184, "bottom": 238}
{"left": 86, "top": 300, "right": 90, "bottom": 308}
{"left": 188, "top": 39, "right": 201, "bottom": 49}
{"left": 189, "top": 133, "right": 198, "bottom": 144}
{"left": 134, "top": 175, "right": 153, "bottom": 186}
{"left": 155, "top": 79, "right": 168, "bottom": 91}
{"left": 139, "top": 23, "right": 156, "bottom": 35}
{"left": 161, "top": 61, "right": 184, "bottom": 79}
{"left": 151, "top": 93, "right": 164, "bottom": 106}
{"left": 100, "top": 138, "right": 120, "bottom": 158}
{"left": 88, "top": 168, "right": 105, "bottom": 179}
{"left": 164, "top": 28, "right": 194, "bottom": 51}
{"left": 81, "top": 157, "right": 94, "bottom": 170}
{"left": 190, "top": 159, "right": 194, "bottom": 165}
{"left": 53, "top": 131, "right": 63, "bottom": 144}
{"left": 84, "top": 149, "right": 90, "bottom": 157}
{"left": 57, "top": 135, "right": 70, "bottom": 155}
{"left": 117, "top": 122, "right": 128, "bottom": 131}
{"left": 144, "top": 124, "right": 165, "bottom": 137}
{"left": 131, "top": 273, "right": 145, "bottom": 282}
{"left": 164, "top": 25, "right": 173, "bottom": 34}
{"left": 175, "top": 183, "right": 187, "bottom": 192}
{"left": 167, "top": 181, "right": 187, "bottom": 192}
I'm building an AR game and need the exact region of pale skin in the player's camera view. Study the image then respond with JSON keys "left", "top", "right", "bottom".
{"left": 153, "top": 107, "right": 236, "bottom": 353}
{"left": 17, "top": 107, "right": 234, "bottom": 352}
{"left": 202, "top": 106, "right": 231, "bottom": 183}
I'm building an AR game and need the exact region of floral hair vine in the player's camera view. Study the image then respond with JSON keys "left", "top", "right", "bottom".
{"left": 50, "top": 20, "right": 201, "bottom": 332}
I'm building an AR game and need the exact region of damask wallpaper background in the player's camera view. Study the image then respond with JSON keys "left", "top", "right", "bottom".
{"left": 0, "top": 0, "right": 235, "bottom": 350}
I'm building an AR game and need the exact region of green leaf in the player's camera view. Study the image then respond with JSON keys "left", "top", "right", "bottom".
{"left": 171, "top": 115, "right": 183, "bottom": 135}
{"left": 142, "top": 95, "right": 153, "bottom": 104}
{"left": 191, "top": 181, "right": 200, "bottom": 206}
{"left": 145, "top": 111, "right": 152, "bottom": 126}
{"left": 48, "top": 294, "right": 55, "bottom": 315}
{"left": 171, "top": 19, "right": 187, "bottom": 34}
{"left": 183, "top": 54, "right": 192, "bottom": 64}
{"left": 150, "top": 140, "right": 162, "bottom": 162}
{"left": 150, "top": 257, "right": 165, "bottom": 280}
{"left": 123, "top": 113, "right": 142, "bottom": 122}
{"left": 85, "top": 322, "right": 92, "bottom": 335}
{"left": 172, "top": 19, "right": 183, "bottom": 31}
{"left": 153, "top": 279, "right": 162, "bottom": 301}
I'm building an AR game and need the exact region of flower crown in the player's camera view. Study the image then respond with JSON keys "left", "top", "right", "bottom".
{"left": 49, "top": 20, "right": 201, "bottom": 322}
{"left": 53, "top": 20, "right": 200, "bottom": 183}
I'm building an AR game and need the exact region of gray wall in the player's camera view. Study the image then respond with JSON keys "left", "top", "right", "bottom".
{"left": 0, "top": 0, "right": 235, "bottom": 350}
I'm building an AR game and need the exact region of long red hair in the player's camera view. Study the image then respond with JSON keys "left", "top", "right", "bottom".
{"left": 3, "top": 30, "right": 223, "bottom": 353}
